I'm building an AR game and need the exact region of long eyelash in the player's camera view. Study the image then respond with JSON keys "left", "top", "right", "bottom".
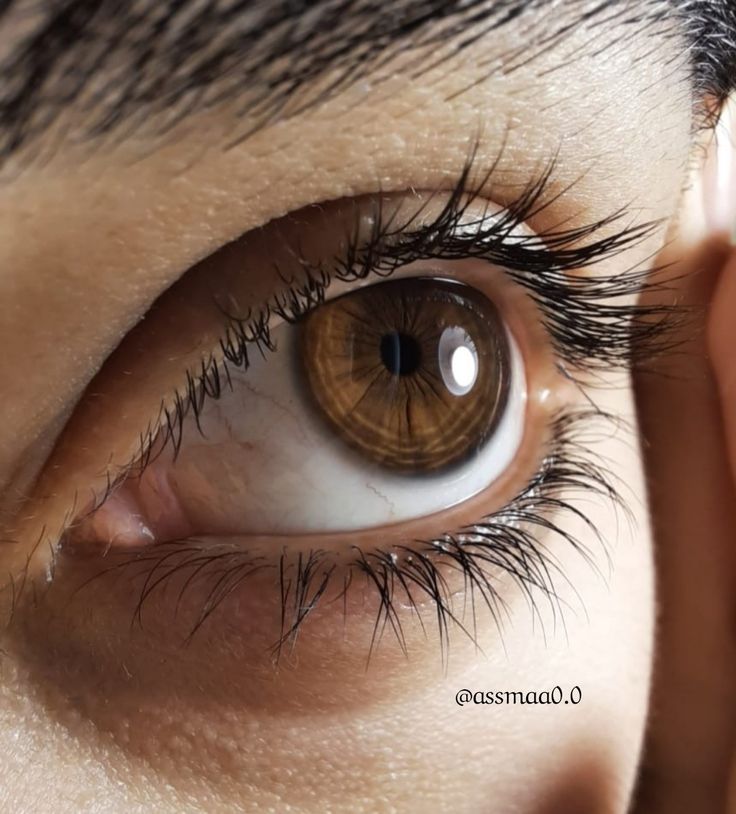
{"left": 123, "top": 151, "right": 678, "bottom": 489}
{"left": 45, "top": 152, "right": 666, "bottom": 657}
{"left": 265, "top": 153, "right": 680, "bottom": 370}
{"left": 71, "top": 408, "right": 621, "bottom": 664}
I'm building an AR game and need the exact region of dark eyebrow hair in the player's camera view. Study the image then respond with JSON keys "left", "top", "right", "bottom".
{"left": 0, "top": 0, "right": 734, "bottom": 166}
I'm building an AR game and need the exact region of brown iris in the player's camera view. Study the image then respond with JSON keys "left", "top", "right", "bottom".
{"left": 299, "top": 278, "right": 511, "bottom": 473}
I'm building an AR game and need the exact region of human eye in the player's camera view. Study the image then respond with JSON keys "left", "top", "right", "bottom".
{"left": 15, "top": 161, "right": 669, "bottom": 662}
{"left": 80, "top": 273, "right": 526, "bottom": 539}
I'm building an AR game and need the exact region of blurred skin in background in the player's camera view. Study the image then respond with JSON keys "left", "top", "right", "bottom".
{"left": 706, "top": 230, "right": 736, "bottom": 812}
{"left": 0, "top": 2, "right": 735, "bottom": 813}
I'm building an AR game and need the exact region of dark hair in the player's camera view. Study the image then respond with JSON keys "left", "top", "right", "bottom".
{"left": 678, "top": 0, "right": 736, "bottom": 107}
{"left": 0, "top": 0, "right": 734, "bottom": 164}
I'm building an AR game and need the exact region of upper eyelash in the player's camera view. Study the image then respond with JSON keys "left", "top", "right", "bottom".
{"left": 265, "top": 155, "right": 680, "bottom": 370}
{"left": 85, "top": 150, "right": 677, "bottom": 517}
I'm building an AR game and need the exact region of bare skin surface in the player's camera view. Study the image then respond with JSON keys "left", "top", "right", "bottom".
{"left": 706, "top": 242, "right": 736, "bottom": 812}
{"left": 636, "top": 232, "right": 736, "bottom": 813}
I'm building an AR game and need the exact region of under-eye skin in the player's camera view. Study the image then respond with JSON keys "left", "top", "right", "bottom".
{"left": 23, "top": 156, "right": 677, "bottom": 655}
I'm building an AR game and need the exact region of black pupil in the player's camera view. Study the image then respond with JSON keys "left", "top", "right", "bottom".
{"left": 379, "top": 331, "right": 422, "bottom": 376}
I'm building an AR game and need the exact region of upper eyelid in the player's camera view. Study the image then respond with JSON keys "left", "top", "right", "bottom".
{"left": 0, "top": 106, "right": 681, "bottom": 524}
{"left": 79, "top": 168, "right": 673, "bottom": 517}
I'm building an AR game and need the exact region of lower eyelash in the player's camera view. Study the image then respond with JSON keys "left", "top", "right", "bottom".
{"left": 65, "top": 407, "right": 623, "bottom": 664}
{"left": 336, "top": 408, "right": 622, "bottom": 666}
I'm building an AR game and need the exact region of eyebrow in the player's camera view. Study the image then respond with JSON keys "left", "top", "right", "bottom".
{"left": 0, "top": 0, "right": 734, "bottom": 166}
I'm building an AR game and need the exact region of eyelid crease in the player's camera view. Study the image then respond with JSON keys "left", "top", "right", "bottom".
{"left": 5, "top": 146, "right": 682, "bottom": 624}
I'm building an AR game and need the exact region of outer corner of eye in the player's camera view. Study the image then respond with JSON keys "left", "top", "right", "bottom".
{"left": 70, "top": 262, "right": 561, "bottom": 554}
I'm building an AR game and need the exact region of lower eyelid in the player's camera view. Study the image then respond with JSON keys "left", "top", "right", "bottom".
{"left": 32, "top": 404, "right": 615, "bottom": 680}
{"left": 47, "top": 271, "right": 585, "bottom": 665}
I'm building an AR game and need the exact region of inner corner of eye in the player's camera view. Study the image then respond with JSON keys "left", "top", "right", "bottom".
{"left": 73, "top": 275, "right": 531, "bottom": 552}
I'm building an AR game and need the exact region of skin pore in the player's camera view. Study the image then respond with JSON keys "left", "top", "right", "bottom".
{"left": 0, "top": 2, "right": 734, "bottom": 812}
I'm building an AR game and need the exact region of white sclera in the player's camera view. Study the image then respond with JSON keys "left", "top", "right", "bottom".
{"left": 152, "top": 316, "right": 527, "bottom": 535}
